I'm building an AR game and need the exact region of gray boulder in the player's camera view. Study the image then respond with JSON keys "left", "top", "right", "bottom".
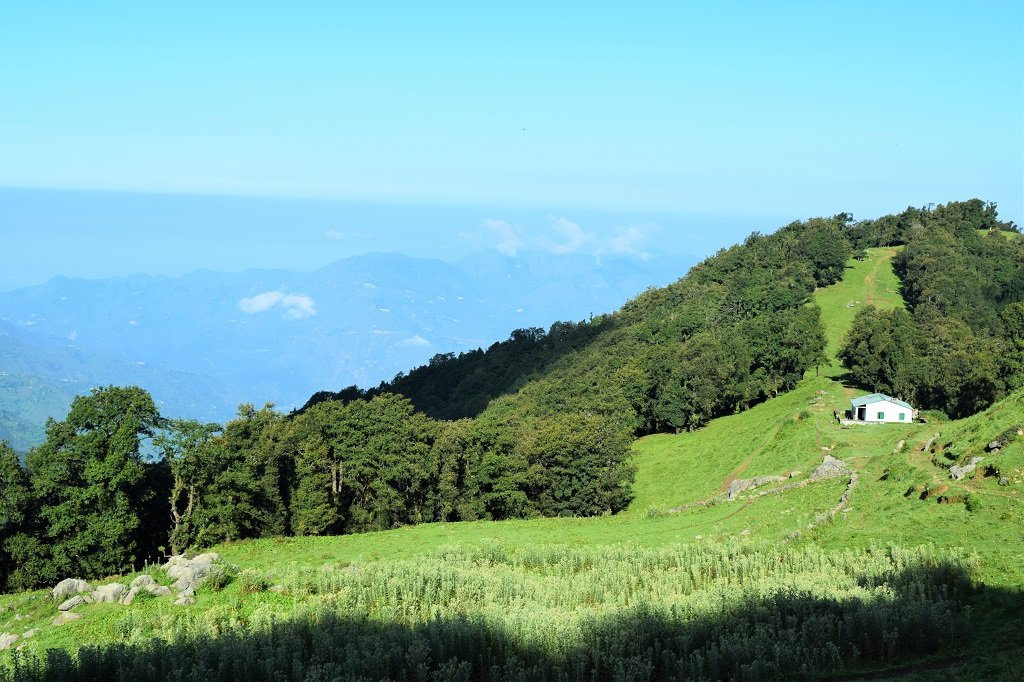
{"left": 0, "top": 633, "right": 17, "bottom": 650}
{"left": 92, "top": 583, "right": 128, "bottom": 604}
{"left": 726, "top": 478, "right": 751, "bottom": 500}
{"left": 999, "top": 477, "right": 1009, "bottom": 486}
{"left": 58, "top": 595, "right": 88, "bottom": 612}
{"left": 950, "top": 457, "right": 984, "bottom": 481}
{"left": 726, "top": 475, "right": 786, "bottom": 500}
{"left": 130, "top": 575, "right": 156, "bottom": 589}
{"left": 147, "top": 585, "right": 173, "bottom": 597}
{"left": 121, "top": 586, "right": 140, "bottom": 606}
{"left": 811, "top": 455, "right": 847, "bottom": 480}
{"left": 163, "top": 552, "right": 229, "bottom": 593}
{"left": 174, "top": 595, "right": 197, "bottom": 606}
{"left": 987, "top": 440, "right": 1004, "bottom": 452}
{"left": 51, "top": 578, "right": 91, "bottom": 601}
{"left": 53, "top": 612, "right": 82, "bottom": 626}
{"left": 171, "top": 567, "right": 196, "bottom": 592}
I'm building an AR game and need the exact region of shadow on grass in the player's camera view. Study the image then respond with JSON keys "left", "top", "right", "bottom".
{"left": 4, "top": 564, "right": 1022, "bottom": 682}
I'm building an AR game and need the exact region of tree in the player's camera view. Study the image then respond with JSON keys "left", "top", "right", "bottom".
{"left": 192, "top": 404, "right": 293, "bottom": 545}
{"left": 154, "top": 419, "right": 222, "bottom": 553}
{"left": 0, "top": 441, "right": 30, "bottom": 590}
{"left": 431, "top": 419, "right": 484, "bottom": 522}
{"left": 838, "top": 307, "right": 918, "bottom": 400}
{"left": 518, "top": 413, "right": 635, "bottom": 517}
{"left": 10, "top": 386, "right": 161, "bottom": 588}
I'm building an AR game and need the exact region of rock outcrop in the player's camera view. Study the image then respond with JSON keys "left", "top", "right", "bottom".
{"left": 57, "top": 595, "right": 91, "bottom": 612}
{"left": 164, "top": 552, "right": 222, "bottom": 594}
{"left": 950, "top": 457, "right": 983, "bottom": 481}
{"left": 52, "top": 612, "right": 82, "bottom": 626}
{"left": 92, "top": 583, "right": 128, "bottom": 604}
{"left": 726, "top": 475, "right": 787, "bottom": 500}
{"left": 51, "top": 578, "right": 91, "bottom": 601}
{"left": 810, "top": 455, "right": 847, "bottom": 480}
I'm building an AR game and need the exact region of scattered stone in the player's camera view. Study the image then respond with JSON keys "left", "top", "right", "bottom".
{"left": 93, "top": 583, "right": 128, "bottom": 604}
{"left": 950, "top": 457, "right": 984, "bottom": 481}
{"left": 0, "top": 633, "right": 17, "bottom": 650}
{"left": 51, "top": 578, "right": 91, "bottom": 601}
{"left": 147, "top": 585, "right": 173, "bottom": 597}
{"left": 174, "top": 595, "right": 196, "bottom": 606}
{"left": 53, "top": 612, "right": 82, "bottom": 626}
{"left": 740, "top": 529, "right": 751, "bottom": 536}
{"left": 999, "top": 477, "right": 1009, "bottom": 486}
{"left": 58, "top": 595, "right": 87, "bottom": 612}
{"left": 21, "top": 629, "right": 38, "bottom": 639}
{"left": 893, "top": 440, "right": 905, "bottom": 454}
{"left": 987, "top": 440, "right": 1004, "bottom": 452}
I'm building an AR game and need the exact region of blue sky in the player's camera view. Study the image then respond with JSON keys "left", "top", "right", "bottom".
{"left": 1, "top": 1, "right": 1021, "bottom": 288}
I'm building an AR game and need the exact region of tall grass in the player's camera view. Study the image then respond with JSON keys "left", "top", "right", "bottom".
{"left": 2, "top": 541, "right": 976, "bottom": 681}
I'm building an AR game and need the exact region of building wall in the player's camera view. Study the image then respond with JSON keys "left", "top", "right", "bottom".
{"left": 856, "top": 399, "right": 913, "bottom": 423}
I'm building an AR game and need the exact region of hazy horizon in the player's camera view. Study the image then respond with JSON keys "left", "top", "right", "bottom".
{"left": 2, "top": 2, "right": 1019, "bottom": 292}
{"left": 1, "top": 186, "right": 791, "bottom": 291}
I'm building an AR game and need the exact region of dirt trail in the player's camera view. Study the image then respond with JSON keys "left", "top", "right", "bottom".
{"left": 671, "top": 500, "right": 755, "bottom": 530}
{"left": 718, "top": 424, "right": 781, "bottom": 492}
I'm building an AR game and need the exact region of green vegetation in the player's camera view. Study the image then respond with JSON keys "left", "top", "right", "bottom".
{"left": 839, "top": 200, "right": 1023, "bottom": 417}
{"left": 306, "top": 215, "right": 848, "bottom": 435}
{"left": 1, "top": 200, "right": 1021, "bottom": 679}
{"left": 0, "top": 543, "right": 984, "bottom": 681}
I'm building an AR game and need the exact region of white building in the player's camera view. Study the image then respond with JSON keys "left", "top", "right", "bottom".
{"left": 850, "top": 393, "right": 915, "bottom": 423}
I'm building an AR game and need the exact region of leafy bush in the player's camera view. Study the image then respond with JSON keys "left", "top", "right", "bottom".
{"left": 238, "top": 569, "right": 270, "bottom": 594}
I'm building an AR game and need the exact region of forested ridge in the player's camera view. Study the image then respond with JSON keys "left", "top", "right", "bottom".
{"left": 840, "top": 199, "right": 1023, "bottom": 417}
{"left": 1, "top": 199, "right": 1018, "bottom": 592}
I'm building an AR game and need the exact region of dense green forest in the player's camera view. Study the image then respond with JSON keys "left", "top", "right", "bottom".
{"left": 840, "top": 199, "right": 1023, "bottom": 417}
{"left": 1, "top": 199, "right": 1018, "bottom": 592}
{"left": 306, "top": 212, "right": 849, "bottom": 432}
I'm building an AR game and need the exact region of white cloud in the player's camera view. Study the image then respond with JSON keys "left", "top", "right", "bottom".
{"left": 325, "top": 229, "right": 345, "bottom": 240}
{"left": 395, "top": 335, "right": 431, "bottom": 348}
{"left": 609, "top": 226, "right": 653, "bottom": 259}
{"left": 482, "top": 218, "right": 524, "bottom": 256}
{"left": 239, "top": 291, "right": 284, "bottom": 314}
{"left": 550, "top": 217, "right": 595, "bottom": 254}
{"left": 239, "top": 291, "right": 317, "bottom": 319}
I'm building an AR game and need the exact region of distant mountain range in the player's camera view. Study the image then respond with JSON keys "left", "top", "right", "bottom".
{"left": 0, "top": 250, "right": 693, "bottom": 451}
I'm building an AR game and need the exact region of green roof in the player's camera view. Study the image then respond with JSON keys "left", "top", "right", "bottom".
{"left": 850, "top": 393, "right": 913, "bottom": 410}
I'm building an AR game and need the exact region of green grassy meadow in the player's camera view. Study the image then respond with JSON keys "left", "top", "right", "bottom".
{"left": 2, "top": 248, "right": 1022, "bottom": 679}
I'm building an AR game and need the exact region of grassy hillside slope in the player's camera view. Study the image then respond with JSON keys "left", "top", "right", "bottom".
{"left": 2, "top": 249, "right": 1021, "bottom": 680}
